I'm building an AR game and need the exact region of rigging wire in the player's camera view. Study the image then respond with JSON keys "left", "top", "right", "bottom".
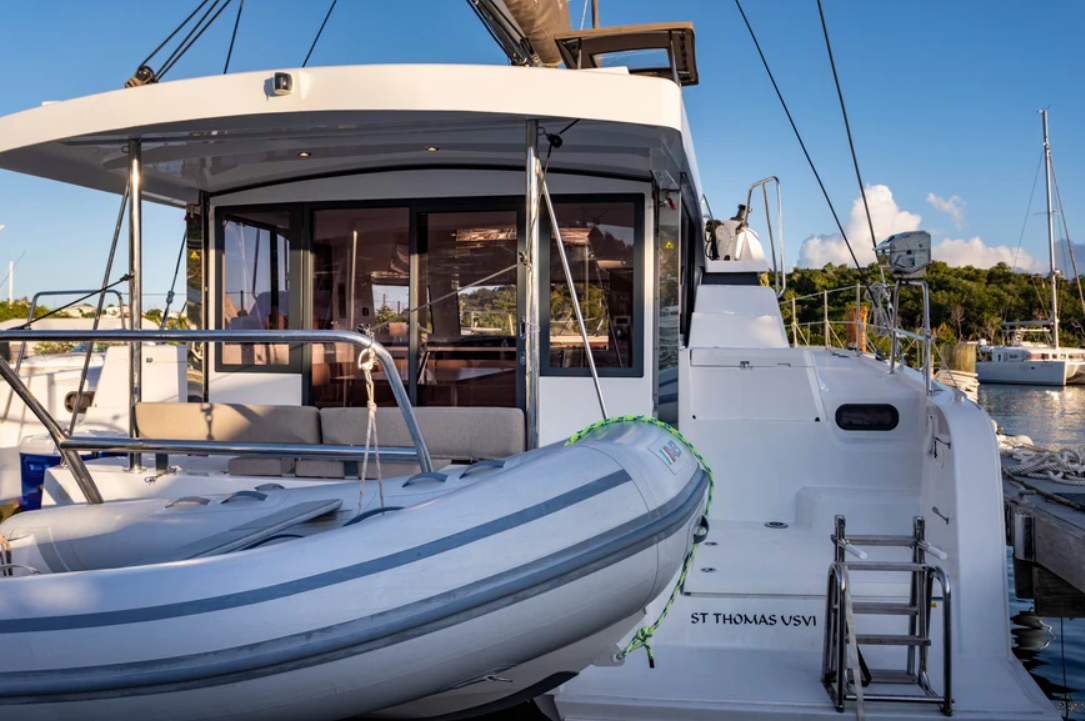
{"left": 733, "top": 0, "right": 866, "bottom": 283}
{"left": 161, "top": 228, "right": 190, "bottom": 329}
{"left": 1001, "top": 149, "right": 1046, "bottom": 321}
{"left": 302, "top": 0, "right": 339, "bottom": 68}
{"left": 579, "top": 0, "right": 590, "bottom": 30}
{"left": 816, "top": 0, "right": 878, "bottom": 254}
{"left": 223, "top": 0, "right": 245, "bottom": 74}
{"left": 1051, "top": 157, "right": 1085, "bottom": 320}
{"left": 158, "top": 0, "right": 235, "bottom": 81}
{"left": 1010, "top": 150, "right": 1046, "bottom": 273}
{"left": 136, "top": 0, "right": 212, "bottom": 72}
{"left": 464, "top": 0, "right": 533, "bottom": 66}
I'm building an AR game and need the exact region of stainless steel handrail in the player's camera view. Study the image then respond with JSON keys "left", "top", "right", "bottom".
{"left": 0, "top": 329, "right": 433, "bottom": 504}
{"left": 2, "top": 288, "right": 128, "bottom": 421}
{"left": 746, "top": 177, "right": 785, "bottom": 298}
{"left": 61, "top": 436, "right": 422, "bottom": 462}
{"left": 888, "top": 280, "right": 934, "bottom": 395}
{"left": 13, "top": 289, "right": 128, "bottom": 375}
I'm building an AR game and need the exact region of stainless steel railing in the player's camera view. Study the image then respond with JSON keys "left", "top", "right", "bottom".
{"left": 0, "top": 329, "right": 433, "bottom": 504}
{"left": 746, "top": 177, "right": 785, "bottom": 298}
{"left": 2, "top": 289, "right": 128, "bottom": 422}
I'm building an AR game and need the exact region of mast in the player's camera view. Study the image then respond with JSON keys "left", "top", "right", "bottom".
{"left": 1042, "top": 109, "right": 1059, "bottom": 348}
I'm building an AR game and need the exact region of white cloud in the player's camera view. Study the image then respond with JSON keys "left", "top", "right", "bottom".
{"left": 933, "top": 237, "right": 1043, "bottom": 272}
{"left": 796, "top": 184, "right": 1042, "bottom": 272}
{"left": 926, "top": 193, "right": 966, "bottom": 231}
{"left": 797, "top": 184, "right": 920, "bottom": 268}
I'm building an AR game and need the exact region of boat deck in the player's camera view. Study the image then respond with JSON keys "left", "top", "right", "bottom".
{"left": 556, "top": 646, "right": 1055, "bottom": 720}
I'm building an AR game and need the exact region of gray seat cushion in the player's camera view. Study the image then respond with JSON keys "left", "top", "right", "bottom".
{"left": 135, "top": 402, "right": 321, "bottom": 477}
{"left": 296, "top": 407, "right": 525, "bottom": 479}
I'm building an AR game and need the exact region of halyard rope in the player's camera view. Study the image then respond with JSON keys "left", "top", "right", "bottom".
{"left": 566, "top": 415, "right": 714, "bottom": 668}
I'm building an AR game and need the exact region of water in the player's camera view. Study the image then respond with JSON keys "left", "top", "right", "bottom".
{"left": 981, "top": 384, "right": 1085, "bottom": 719}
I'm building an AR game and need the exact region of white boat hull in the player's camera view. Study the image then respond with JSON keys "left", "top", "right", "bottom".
{"left": 976, "top": 359, "right": 1085, "bottom": 386}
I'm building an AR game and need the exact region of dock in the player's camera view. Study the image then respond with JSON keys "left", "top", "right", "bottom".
{"left": 1004, "top": 463, "right": 1085, "bottom": 617}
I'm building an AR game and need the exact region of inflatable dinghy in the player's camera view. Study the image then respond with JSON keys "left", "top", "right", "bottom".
{"left": 0, "top": 419, "right": 709, "bottom": 721}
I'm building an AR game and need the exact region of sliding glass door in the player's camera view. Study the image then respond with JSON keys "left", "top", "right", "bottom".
{"left": 415, "top": 210, "right": 520, "bottom": 408}
{"left": 306, "top": 204, "right": 521, "bottom": 409}
{"left": 310, "top": 207, "right": 410, "bottom": 408}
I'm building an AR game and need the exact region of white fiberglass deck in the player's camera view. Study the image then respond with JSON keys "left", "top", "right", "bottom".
{"left": 556, "top": 647, "right": 1052, "bottom": 720}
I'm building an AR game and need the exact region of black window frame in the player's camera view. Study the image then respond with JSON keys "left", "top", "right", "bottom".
{"left": 213, "top": 205, "right": 305, "bottom": 375}
{"left": 540, "top": 193, "right": 645, "bottom": 379}
{"left": 211, "top": 192, "right": 645, "bottom": 391}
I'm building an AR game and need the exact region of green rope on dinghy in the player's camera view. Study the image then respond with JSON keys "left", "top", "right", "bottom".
{"left": 566, "top": 415, "right": 715, "bottom": 668}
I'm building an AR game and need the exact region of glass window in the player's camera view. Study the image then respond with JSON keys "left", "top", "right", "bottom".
{"left": 593, "top": 49, "right": 670, "bottom": 71}
{"left": 416, "top": 210, "right": 519, "bottom": 407}
{"left": 657, "top": 190, "right": 681, "bottom": 424}
{"left": 544, "top": 199, "right": 640, "bottom": 375}
{"left": 220, "top": 210, "right": 291, "bottom": 367}
{"left": 311, "top": 208, "right": 410, "bottom": 408}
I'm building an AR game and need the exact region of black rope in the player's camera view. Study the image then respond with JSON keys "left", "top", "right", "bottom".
{"left": 558, "top": 118, "right": 581, "bottom": 136}
{"left": 302, "top": 0, "right": 339, "bottom": 68}
{"left": 733, "top": 0, "right": 866, "bottom": 280}
{"left": 137, "top": 0, "right": 212, "bottom": 70}
{"left": 157, "top": 0, "right": 227, "bottom": 78}
{"left": 13, "top": 276, "right": 133, "bottom": 331}
{"left": 159, "top": 0, "right": 234, "bottom": 80}
{"left": 817, "top": 0, "right": 877, "bottom": 251}
{"left": 223, "top": 0, "right": 245, "bottom": 74}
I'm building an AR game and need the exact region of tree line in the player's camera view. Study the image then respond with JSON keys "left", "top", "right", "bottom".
{"left": 782, "top": 261, "right": 1085, "bottom": 348}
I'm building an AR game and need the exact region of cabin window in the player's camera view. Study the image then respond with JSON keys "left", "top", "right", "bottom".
{"left": 310, "top": 207, "right": 410, "bottom": 408}
{"left": 219, "top": 210, "right": 293, "bottom": 369}
{"left": 542, "top": 196, "right": 643, "bottom": 377}
{"left": 835, "top": 404, "right": 899, "bottom": 432}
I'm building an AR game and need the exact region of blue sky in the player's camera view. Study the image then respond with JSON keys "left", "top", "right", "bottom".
{"left": 0, "top": 0, "right": 1083, "bottom": 306}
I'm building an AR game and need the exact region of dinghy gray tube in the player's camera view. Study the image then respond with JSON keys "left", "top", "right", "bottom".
{"left": 0, "top": 420, "right": 708, "bottom": 721}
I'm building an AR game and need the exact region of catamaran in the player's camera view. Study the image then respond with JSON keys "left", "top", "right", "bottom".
{"left": 0, "top": 1, "right": 1059, "bottom": 719}
{"left": 977, "top": 110, "right": 1085, "bottom": 386}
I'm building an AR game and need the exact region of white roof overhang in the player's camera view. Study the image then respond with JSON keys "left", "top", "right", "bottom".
{"left": 0, "top": 64, "right": 694, "bottom": 206}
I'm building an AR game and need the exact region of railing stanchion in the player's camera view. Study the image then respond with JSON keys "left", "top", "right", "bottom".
{"left": 791, "top": 297, "right": 798, "bottom": 347}
{"left": 824, "top": 290, "right": 830, "bottom": 349}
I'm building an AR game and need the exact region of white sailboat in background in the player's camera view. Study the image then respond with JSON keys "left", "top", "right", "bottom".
{"left": 977, "top": 110, "right": 1085, "bottom": 386}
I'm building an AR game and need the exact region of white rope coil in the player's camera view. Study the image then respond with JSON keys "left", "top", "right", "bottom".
{"left": 1003, "top": 442, "right": 1085, "bottom": 485}
{"left": 357, "top": 347, "right": 384, "bottom": 509}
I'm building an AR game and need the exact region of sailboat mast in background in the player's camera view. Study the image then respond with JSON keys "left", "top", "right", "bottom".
{"left": 1042, "top": 108, "right": 1059, "bottom": 348}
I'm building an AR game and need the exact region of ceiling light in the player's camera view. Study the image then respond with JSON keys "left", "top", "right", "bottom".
{"left": 297, "top": 151, "right": 311, "bottom": 158}
{"left": 425, "top": 146, "right": 439, "bottom": 152}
